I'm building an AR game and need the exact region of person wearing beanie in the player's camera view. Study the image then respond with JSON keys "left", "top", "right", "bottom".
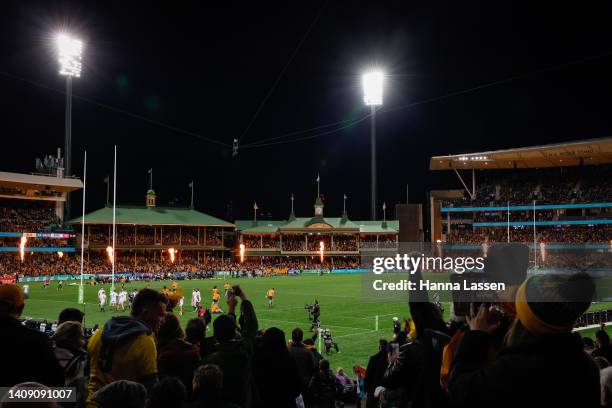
{"left": 0, "top": 284, "right": 64, "bottom": 387}
{"left": 448, "top": 272, "right": 600, "bottom": 408}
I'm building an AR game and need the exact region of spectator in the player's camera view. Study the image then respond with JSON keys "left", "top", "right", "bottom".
{"left": 448, "top": 272, "right": 599, "bottom": 408}
{"left": 156, "top": 312, "right": 200, "bottom": 395}
{"left": 92, "top": 380, "right": 147, "bottom": 408}
{"left": 335, "top": 368, "right": 356, "bottom": 404}
{"left": 593, "top": 329, "right": 612, "bottom": 363}
{"left": 306, "top": 359, "right": 341, "bottom": 408}
{"left": 185, "top": 317, "right": 215, "bottom": 359}
{"left": 87, "top": 289, "right": 168, "bottom": 405}
{"left": 602, "top": 366, "right": 612, "bottom": 408}
{"left": 288, "top": 327, "right": 317, "bottom": 396}
{"left": 303, "top": 338, "right": 324, "bottom": 366}
{"left": 188, "top": 364, "right": 240, "bottom": 408}
{"left": 145, "top": 377, "right": 187, "bottom": 408}
{"left": 58, "top": 307, "right": 85, "bottom": 325}
{"left": 0, "top": 284, "right": 63, "bottom": 387}
{"left": 364, "top": 339, "right": 388, "bottom": 408}
{"left": 52, "top": 321, "right": 88, "bottom": 406}
{"left": 252, "top": 327, "right": 301, "bottom": 407}
{"left": 203, "top": 286, "right": 258, "bottom": 407}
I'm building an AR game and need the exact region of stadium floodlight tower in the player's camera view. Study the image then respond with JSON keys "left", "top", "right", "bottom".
{"left": 362, "top": 70, "right": 384, "bottom": 220}
{"left": 56, "top": 32, "right": 83, "bottom": 220}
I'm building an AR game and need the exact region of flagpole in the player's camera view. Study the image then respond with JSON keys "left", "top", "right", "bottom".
{"left": 317, "top": 174, "right": 320, "bottom": 197}
{"left": 111, "top": 146, "right": 117, "bottom": 291}
{"left": 106, "top": 176, "right": 110, "bottom": 207}
{"left": 291, "top": 194, "right": 294, "bottom": 213}
{"left": 78, "top": 150, "right": 86, "bottom": 304}
{"left": 190, "top": 181, "right": 194, "bottom": 209}
{"left": 149, "top": 168, "right": 153, "bottom": 190}
{"left": 343, "top": 194, "right": 346, "bottom": 214}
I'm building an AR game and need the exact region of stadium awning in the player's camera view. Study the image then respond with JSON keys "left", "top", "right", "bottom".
{"left": 0, "top": 171, "right": 82, "bottom": 201}
{"left": 429, "top": 137, "right": 612, "bottom": 170}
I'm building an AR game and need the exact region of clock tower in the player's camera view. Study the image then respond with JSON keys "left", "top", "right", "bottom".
{"left": 314, "top": 196, "right": 324, "bottom": 217}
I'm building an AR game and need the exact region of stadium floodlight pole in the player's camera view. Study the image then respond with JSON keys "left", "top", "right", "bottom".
{"left": 56, "top": 33, "right": 83, "bottom": 220}
{"left": 111, "top": 146, "right": 117, "bottom": 291}
{"left": 363, "top": 71, "right": 384, "bottom": 220}
{"left": 78, "top": 150, "right": 87, "bottom": 304}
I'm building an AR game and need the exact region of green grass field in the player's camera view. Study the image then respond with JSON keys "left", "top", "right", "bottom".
{"left": 17, "top": 274, "right": 612, "bottom": 371}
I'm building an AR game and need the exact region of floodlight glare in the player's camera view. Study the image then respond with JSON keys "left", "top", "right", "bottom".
{"left": 362, "top": 71, "right": 384, "bottom": 106}
{"left": 57, "top": 33, "right": 83, "bottom": 77}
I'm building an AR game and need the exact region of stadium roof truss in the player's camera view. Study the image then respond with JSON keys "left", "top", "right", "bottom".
{"left": 429, "top": 137, "right": 612, "bottom": 200}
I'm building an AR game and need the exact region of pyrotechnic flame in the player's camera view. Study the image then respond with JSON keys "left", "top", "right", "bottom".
{"left": 168, "top": 248, "right": 176, "bottom": 263}
{"left": 19, "top": 236, "right": 27, "bottom": 262}
{"left": 239, "top": 243, "right": 245, "bottom": 263}
{"left": 57, "top": 251, "right": 64, "bottom": 259}
{"left": 106, "top": 246, "right": 114, "bottom": 263}
{"left": 319, "top": 241, "right": 324, "bottom": 263}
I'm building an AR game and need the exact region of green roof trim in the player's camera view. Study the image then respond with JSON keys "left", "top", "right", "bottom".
{"left": 68, "top": 206, "right": 233, "bottom": 227}
{"left": 146, "top": 189, "right": 156, "bottom": 196}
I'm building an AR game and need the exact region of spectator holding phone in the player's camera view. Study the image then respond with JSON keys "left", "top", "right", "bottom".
{"left": 448, "top": 272, "right": 599, "bottom": 408}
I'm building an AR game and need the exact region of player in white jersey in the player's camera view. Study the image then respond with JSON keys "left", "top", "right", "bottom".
{"left": 110, "top": 290, "right": 118, "bottom": 310}
{"left": 118, "top": 290, "right": 127, "bottom": 311}
{"left": 99, "top": 290, "right": 107, "bottom": 312}
{"left": 191, "top": 289, "right": 197, "bottom": 311}
{"left": 178, "top": 296, "right": 184, "bottom": 316}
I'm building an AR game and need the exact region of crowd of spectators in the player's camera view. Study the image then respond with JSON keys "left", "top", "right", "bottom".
{"left": 447, "top": 225, "right": 612, "bottom": 244}
{"left": 0, "top": 252, "right": 363, "bottom": 279}
{"left": 0, "top": 199, "right": 59, "bottom": 232}
{"left": 0, "top": 244, "right": 610, "bottom": 408}
{"left": 87, "top": 227, "right": 224, "bottom": 247}
{"left": 442, "top": 165, "right": 612, "bottom": 207}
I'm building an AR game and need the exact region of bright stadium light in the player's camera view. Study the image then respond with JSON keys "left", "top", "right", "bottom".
{"left": 362, "top": 69, "right": 384, "bottom": 220}
{"left": 56, "top": 33, "right": 83, "bottom": 77}
{"left": 362, "top": 71, "right": 384, "bottom": 106}
{"left": 55, "top": 31, "right": 83, "bottom": 221}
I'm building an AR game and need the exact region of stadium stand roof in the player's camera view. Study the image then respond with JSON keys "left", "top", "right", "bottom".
{"left": 236, "top": 218, "right": 399, "bottom": 234}
{"left": 0, "top": 171, "right": 82, "bottom": 202}
{"left": 67, "top": 206, "right": 234, "bottom": 227}
{"left": 429, "top": 137, "right": 612, "bottom": 170}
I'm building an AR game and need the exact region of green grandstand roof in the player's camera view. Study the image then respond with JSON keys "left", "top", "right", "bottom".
{"left": 68, "top": 206, "right": 233, "bottom": 227}
{"left": 234, "top": 218, "right": 399, "bottom": 234}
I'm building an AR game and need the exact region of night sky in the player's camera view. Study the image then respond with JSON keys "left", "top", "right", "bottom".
{"left": 1, "top": 1, "right": 612, "bottom": 225}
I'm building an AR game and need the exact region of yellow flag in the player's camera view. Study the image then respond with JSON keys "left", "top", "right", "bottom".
{"left": 253, "top": 202, "right": 258, "bottom": 210}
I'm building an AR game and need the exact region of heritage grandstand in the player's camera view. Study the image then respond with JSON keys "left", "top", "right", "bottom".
{"left": 235, "top": 194, "right": 398, "bottom": 271}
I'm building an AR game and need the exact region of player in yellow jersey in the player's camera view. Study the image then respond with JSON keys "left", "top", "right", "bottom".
{"left": 266, "top": 287, "right": 276, "bottom": 308}
{"left": 223, "top": 282, "right": 231, "bottom": 297}
{"left": 171, "top": 281, "right": 178, "bottom": 292}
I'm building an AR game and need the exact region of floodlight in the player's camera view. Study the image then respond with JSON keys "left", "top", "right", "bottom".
{"left": 362, "top": 71, "right": 384, "bottom": 106}
{"left": 57, "top": 33, "right": 83, "bottom": 77}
